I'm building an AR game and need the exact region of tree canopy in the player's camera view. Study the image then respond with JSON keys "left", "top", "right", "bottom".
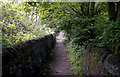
{"left": 36, "top": 2, "right": 120, "bottom": 54}
{"left": 1, "top": 2, "right": 120, "bottom": 53}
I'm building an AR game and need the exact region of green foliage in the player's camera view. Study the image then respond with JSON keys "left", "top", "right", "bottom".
{"left": 2, "top": 2, "right": 54, "bottom": 47}
{"left": 94, "top": 19, "right": 120, "bottom": 54}
{"left": 65, "top": 40, "right": 82, "bottom": 75}
{"left": 40, "top": 2, "right": 120, "bottom": 54}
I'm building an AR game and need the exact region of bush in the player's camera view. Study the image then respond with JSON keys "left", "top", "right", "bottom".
{"left": 94, "top": 19, "right": 120, "bottom": 54}
{"left": 2, "top": 2, "right": 54, "bottom": 47}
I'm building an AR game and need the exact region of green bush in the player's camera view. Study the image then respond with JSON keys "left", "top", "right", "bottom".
{"left": 94, "top": 19, "right": 120, "bottom": 54}
{"left": 2, "top": 2, "right": 54, "bottom": 47}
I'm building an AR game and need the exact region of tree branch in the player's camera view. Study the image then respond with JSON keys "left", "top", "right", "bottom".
{"left": 68, "top": 3, "right": 82, "bottom": 16}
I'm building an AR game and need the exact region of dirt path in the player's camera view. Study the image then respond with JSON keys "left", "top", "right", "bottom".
{"left": 47, "top": 33, "right": 72, "bottom": 75}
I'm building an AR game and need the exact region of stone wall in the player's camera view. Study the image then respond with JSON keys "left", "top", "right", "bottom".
{"left": 82, "top": 44, "right": 120, "bottom": 76}
{"left": 2, "top": 34, "right": 56, "bottom": 77}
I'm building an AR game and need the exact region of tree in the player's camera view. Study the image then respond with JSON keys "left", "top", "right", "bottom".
{"left": 117, "top": 2, "right": 120, "bottom": 19}
{"left": 107, "top": 2, "right": 120, "bottom": 21}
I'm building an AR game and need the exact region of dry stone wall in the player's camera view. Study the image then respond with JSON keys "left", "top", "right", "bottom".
{"left": 82, "top": 44, "right": 120, "bottom": 76}
{"left": 2, "top": 34, "right": 56, "bottom": 77}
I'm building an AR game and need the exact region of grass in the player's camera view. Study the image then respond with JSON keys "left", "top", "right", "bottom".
{"left": 65, "top": 42, "right": 83, "bottom": 75}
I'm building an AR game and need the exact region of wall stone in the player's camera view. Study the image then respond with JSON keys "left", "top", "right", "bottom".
{"left": 2, "top": 34, "right": 56, "bottom": 77}
{"left": 82, "top": 43, "right": 120, "bottom": 76}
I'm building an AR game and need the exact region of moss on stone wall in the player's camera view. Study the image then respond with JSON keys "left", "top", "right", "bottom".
{"left": 82, "top": 44, "right": 120, "bottom": 75}
{"left": 2, "top": 34, "right": 56, "bottom": 77}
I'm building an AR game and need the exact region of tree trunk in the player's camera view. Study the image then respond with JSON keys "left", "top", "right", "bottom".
{"left": 117, "top": 2, "right": 120, "bottom": 20}
{"left": 107, "top": 2, "right": 116, "bottom": 21}
{"left": 91, "top": 2, "right": 95, "bottom": 17}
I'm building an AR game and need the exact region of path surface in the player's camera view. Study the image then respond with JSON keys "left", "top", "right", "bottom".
{"left": 47, "top": 33, "right": 72, "bottom": 75}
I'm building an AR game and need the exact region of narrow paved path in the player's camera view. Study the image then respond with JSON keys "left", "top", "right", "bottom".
{"left": 47, "top": 33, "right": 72, "bottom": 75}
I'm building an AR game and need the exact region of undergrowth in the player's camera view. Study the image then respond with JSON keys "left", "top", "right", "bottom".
{"left": 59, "top": 32, "right": 83, "bottom": 75}
{"left": 63, "top": 36, "right": 82, "bottom": 75}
